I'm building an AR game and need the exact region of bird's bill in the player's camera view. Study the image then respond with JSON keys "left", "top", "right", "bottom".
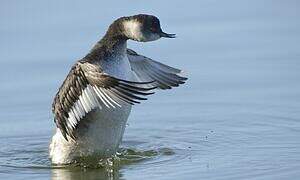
{"left": 160, "top": 32, "right": 176, "bottom": 38}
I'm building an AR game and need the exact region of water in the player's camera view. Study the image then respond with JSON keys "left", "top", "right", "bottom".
{"left": 0, "top": 0, "right": 300, "bottom": 179}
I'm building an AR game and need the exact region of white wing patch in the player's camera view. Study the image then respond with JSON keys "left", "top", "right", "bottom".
{"left": 66, "top": 85, "right": 123, "bottom": 129}
{"left": 93, "top": 86, "right": 122, "bottom": 108}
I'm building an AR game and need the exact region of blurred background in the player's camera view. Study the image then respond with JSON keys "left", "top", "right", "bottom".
{"left": 0, "top": 0, "right": 300, "bottom": 180}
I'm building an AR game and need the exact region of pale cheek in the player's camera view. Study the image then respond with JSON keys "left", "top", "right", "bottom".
{"left": 123, "top": 21, "right": 143, "bottom": 41}
{"left": 123, "top": 21, "right": 161, "bottom": 42}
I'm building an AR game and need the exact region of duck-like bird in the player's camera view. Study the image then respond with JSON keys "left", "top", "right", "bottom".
{"left": 49, "top": 14, "right": 187, "bottom": 164}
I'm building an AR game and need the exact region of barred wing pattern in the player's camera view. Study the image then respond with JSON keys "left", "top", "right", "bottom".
{"left": 52, "top": 62, "right": 155, "bottom": 140}
{"left": 127, "top": 49, "right": 188, "bottom": 89}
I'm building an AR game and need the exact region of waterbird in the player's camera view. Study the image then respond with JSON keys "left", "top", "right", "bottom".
{"left": 49, "top": 14, "right": 188, "bottom": 164}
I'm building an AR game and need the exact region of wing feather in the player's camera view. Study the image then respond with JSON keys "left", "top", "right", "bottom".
{"left": 127, "top": 49, "right": 187, "bottom": 90}
{"left": 52, "top": 61, "right": 156, "bottom": 140}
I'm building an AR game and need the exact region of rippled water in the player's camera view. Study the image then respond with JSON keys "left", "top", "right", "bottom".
{"left": 1, "top": 0, "right": 300, "bottom": 179}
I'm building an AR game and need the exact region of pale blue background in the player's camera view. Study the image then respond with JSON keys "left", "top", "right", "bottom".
{"left": 0, "top": 0, "right": 300, "bottom": 179}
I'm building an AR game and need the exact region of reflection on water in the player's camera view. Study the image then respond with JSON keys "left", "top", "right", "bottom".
{"left": 1, "top": 0, "right": 300, "bottom": 179}
{"left": 51, "top": 167, "right": 121, "bottom": 180}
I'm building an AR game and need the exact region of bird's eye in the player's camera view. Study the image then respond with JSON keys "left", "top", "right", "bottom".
{"left": 150, "top": 27, "right": 157, "bottom": 32}
{"left": 153, "top": 20, "right": 158, "bottom": 27}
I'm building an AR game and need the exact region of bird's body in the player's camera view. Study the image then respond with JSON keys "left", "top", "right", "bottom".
{"left": 50, "top": 42, "right": 133, "bottom": 164}
{"left": 50, "top": 14, "right": 187, "bottom": 164}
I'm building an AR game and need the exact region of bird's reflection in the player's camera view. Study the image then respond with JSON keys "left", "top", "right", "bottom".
{"left": 51, "top": 166, "right": 121, "bottom": 180}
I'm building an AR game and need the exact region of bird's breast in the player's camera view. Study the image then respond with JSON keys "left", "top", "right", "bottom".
{"left": 76, "top": 53, "right": 133, "bottom": 155}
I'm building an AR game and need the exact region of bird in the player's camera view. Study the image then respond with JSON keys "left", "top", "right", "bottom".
{"left": 49, "top": 14, "right": 187, "bottom": 165}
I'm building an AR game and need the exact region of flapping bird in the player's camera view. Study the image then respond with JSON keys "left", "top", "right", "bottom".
{"left": 49, "top": 14, "right": 187, "bottom": 164}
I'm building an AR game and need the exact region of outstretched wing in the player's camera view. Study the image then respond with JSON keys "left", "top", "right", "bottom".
{"left": 127, "top": 49, "right": 187, "bottom": 89}
{"left": 52, "top": 61, "right": 156, "bottom": 140}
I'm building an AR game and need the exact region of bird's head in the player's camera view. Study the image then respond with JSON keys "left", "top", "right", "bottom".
{"left": 119, "top": 14, "right": 175, "bottom": 42}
